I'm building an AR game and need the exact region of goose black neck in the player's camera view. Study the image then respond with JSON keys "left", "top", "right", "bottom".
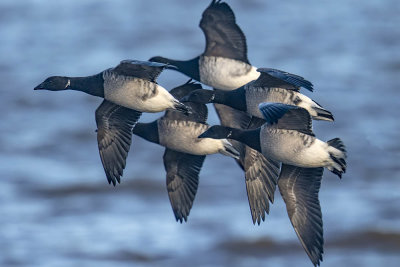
{"left": 69, "top": 72, "right": 104, "bottom": 97}
{"left": 132, "top": 121, "right": 159, "bottom": 144}
{"left": 213, "top": 87, "right": 246, "bottom": 111}
{"left": 229, "top": 127, "right": 261, "bottom": 152}
{"left": 152, "top": 56, "right": 200, "bottom": 81}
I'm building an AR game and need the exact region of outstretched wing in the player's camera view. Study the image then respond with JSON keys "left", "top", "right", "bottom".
{"left": 278, "top": 164, "right": 324, "bottom": 266}
{"left": 242, "top": 115, "right": 280, "bottom": 224}
{"left": 258, "top": 102, "right": 314, "bottom": 136}
{"left": 253, "top": 68, "right": 314, "bottom": 92}
{"left": 112, "top": 60, "right": 168, "bottom": 82}
{"left": 164, "top": 80, "right": 208, "bottom": 123}
{"left": 95, "top": 100, "right": 142, "bottom": 185}
{"left": 244, "top": 147, "right": 281, "bottom": 224}
{"left": 163, "top": 149, "right": 206, "bottom": 223}
{"left": 200, "top": 0, "right": 249, "bottom": 63}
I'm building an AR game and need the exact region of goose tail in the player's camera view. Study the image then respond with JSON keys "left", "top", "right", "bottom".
{"left": 219, "top": 140, "right": 240, "bottom": 159}
{"left": 327, "top": 138, "right": 347, "bottom": 178}
{"left": 313, "top": 107, "right": 334, "bottom": 121}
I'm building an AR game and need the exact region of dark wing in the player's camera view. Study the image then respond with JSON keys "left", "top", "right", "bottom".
{"left": 243, "top": 115, "right": 279, "bottom": 224}
{"left": 163, "top": 149, "right": 206, "bottom": 223}
{"left": 95, "top": 100, "right": 142, "bottom": 185}
{"left": 278, "top": 164, "right": 324, "bottom": 266}
{"left": 214, "top": 103, "right": 253, "bottom": 170}
{"left": 164, "top": 80, "right": 208, "bottom": 123}
{"left": 112, "top": 60, "right": 168, "bottom": 82}
{"left": 253, "top": 68, "right": 314, "bottom": 92}
{"left": 244, "top": 146, "right": 281, "bottom": 224}
{"left": 214, "top": 102, "right": 253, "bottom": 130}
{"left": 215, "top": 100, "right": 280, "bottom": 225}
{"left": 200, "top": 0, "right": 249, "bottom": 63}
{"left": 169, "top": 79, "right": 202, "bottom": 99}
{"left": 259, "top": 102, "right": 314, "bottom": 136}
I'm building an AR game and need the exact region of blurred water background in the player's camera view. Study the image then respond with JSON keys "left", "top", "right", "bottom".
{"left": 1, "top": 0, "right": 399, "bottom": 266}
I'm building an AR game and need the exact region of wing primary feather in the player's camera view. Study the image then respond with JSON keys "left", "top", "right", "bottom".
{"left": 278, "top": 165, "right": 324, "bottom": 266}
{"left": 95, "top": 100, "right": 142, "bottom": 185}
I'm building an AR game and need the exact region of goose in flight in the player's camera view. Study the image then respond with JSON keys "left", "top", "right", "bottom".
{"left": 34, "top": 60, "right": 192, "bottom": 184}
{"left": 199, "top": 102, "right": 347, "bottom": 266}
{"left": 182, "top": 68, "right": 333, "bottom": 121}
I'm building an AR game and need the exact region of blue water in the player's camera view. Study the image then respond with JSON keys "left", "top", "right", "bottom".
{"left": 1, "top": 0, "right": 399, "bottom": 266}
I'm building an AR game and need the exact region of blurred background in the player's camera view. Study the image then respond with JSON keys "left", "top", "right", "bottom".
{"left": 1, "top": 0, "right": 399, "bottom": 266}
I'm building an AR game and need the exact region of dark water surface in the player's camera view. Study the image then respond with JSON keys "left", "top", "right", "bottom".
{"left": 1, "top": 0, "right": 399, "bottom": 266}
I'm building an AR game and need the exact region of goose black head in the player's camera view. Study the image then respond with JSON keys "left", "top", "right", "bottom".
{"left": 149, "top": 56, "right": 166, "bottom": 63}
{"left": 34, "top": 76, "right": 70, "bottom": 91}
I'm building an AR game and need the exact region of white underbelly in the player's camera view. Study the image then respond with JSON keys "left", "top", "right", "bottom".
{"left": 104, "top": 75, "right": 174, "bottom": 112}
{"left": 293, "top": 141, "right": 331, "bottom": 167}
{"left": 158, "top": 120, "right": 223, "bottom": 155}
{"left": 261, "top": 128, "right": 330, "bottom": 168}
{"left": 199, "top": 56, "right": 260, "bottom": 90}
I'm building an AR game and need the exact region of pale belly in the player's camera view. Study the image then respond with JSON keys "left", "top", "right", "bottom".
{"left": 104, "top": 74, "right": 174, "bottom": 112}
{"left": 261, "top": 128, "right": 330, "bottom": 168}
{"left": 157, "top": 120, "right": 223, "bottom": 155}
{"left": 199, "top": 56, "right": 260, "bottom": 90}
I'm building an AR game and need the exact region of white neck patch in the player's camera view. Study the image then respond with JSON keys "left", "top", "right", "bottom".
{"left": 210, "top": 93, "right": 215, "bottom": 101}
{"left": 65, "top": 79, "right": 71, "bottom": 89}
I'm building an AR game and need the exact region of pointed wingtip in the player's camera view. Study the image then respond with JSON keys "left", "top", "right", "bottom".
{"left": 109, "top": 178, "right": 116, "bottom": 186}
{"left": 175, "top": 214, "right": 188, "bottom": 224}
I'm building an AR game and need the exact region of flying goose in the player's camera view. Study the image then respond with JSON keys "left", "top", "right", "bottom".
{"left": 149, "top": 1, "right": 283, "bottom": 207}
{"left": 199, "top": 102, "right": 347, "bottom": 266}
{"left": 182, "top": 68, "right": 334, "bottom": 122}
{"left": 149, "top": 0, "right": 260, "bottom": 91}
{"left": 34, "top": 60, "right": 192, "bottom": 185}
{"left": 34, "top": 60, "right": 191, "bottom": 114}
{"left": 96, "top": 81, "right": 240, "bottom": 222}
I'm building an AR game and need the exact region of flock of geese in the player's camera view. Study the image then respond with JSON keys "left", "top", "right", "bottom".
{"left": 34, "top": 1, "right": 347, "bottom": 266}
